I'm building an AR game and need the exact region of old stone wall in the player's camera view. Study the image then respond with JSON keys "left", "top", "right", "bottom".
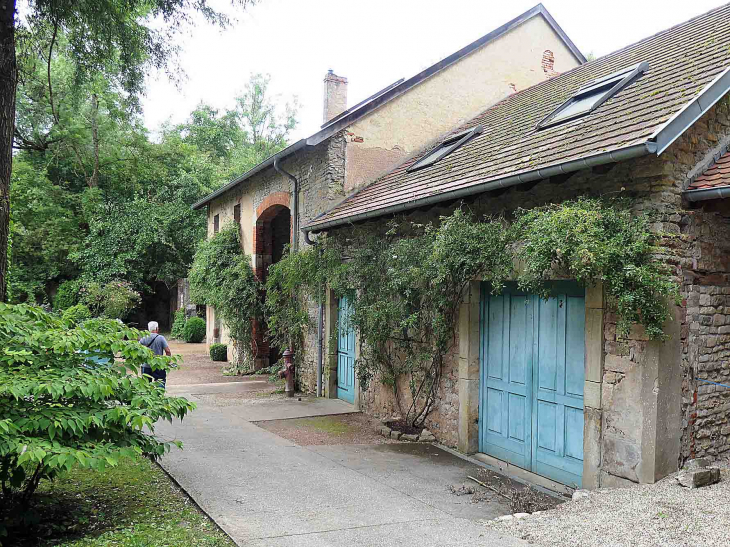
{"left": 203, "top": 135, "right": 345, "bottom": 377}
{"left": 344, "top": 95, "right": 730, "bottom": 485}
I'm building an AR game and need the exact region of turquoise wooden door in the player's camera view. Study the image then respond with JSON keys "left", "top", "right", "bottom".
{"left": 337, "top": 296, "right": 356, "bottom": 404}
{"left": 479, "top": 282, "right": 585, "bottom": 487}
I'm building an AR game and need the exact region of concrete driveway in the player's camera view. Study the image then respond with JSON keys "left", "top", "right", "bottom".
{"left": 157, "top": 352, "right": 525, "bottom": 546}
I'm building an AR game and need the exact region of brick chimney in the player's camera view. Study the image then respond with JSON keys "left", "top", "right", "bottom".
{"left": 542, "top": 50, "right": 559, "bottom": 79}
{"left": 323, "top": 70, "right": 348, "bottom": 124}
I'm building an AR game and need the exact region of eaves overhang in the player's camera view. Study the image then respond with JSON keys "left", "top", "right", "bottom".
{"left": 303, "top": 141, "right": 657, "bottom": 234}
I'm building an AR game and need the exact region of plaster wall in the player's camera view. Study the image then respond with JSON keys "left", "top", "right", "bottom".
{"left": 344, "top": 15, "right": 581, "bottom": 194}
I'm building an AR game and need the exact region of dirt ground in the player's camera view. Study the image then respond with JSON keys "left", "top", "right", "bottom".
{"left": 166, "top": 339, "right": 251, "bottom": 385}
{"left": 254, "top": 413, "right": 399, "bottom": 445}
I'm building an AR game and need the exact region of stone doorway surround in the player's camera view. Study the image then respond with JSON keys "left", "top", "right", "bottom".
{"left": 457, "top": 280, "right": 682, "bottom": 489}
{"left": 457, "top": 281, "right": 603, "bottom": 487}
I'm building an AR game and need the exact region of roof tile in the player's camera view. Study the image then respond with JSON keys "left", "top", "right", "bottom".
{"left": 307, "top": 3, "right": 730, "bottom": 229}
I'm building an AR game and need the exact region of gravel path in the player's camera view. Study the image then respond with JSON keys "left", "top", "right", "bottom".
{"left": 484, "top": 463, "right": 730, "bottom": 546}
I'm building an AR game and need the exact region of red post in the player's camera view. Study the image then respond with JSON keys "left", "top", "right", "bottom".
{"left": 279, "top": 348, "right": 295, "bottom": 397}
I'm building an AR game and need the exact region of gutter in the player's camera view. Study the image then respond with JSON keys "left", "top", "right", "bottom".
{"left": 192, "top": 139, "right": 308, "bottom": 210}
{"left": 303, "top": 141, "right": 657, "bottom": 234}
{"left": 684, "top": 186, "right": 730, "bottom": 202}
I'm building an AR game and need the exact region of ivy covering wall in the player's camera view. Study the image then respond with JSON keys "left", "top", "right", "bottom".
{"left": 266, "top": 198, "right": 680, "bottom": 425}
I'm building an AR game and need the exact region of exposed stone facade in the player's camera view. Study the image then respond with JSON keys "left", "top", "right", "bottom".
{"left": 328, "top": 95, "right": 730, "bottom": 487}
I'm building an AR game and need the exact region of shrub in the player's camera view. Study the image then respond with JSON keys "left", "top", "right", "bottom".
{"left": 189, "top": 225, "right": 262, "bottom": 368}
{"left": 80, "top": 280, "right": 141, "bottom": 320}
{"left": 183, "top": 317, "right": 206, "bottom": 343}
{"left": 61, "top": 303, "right": 92, "bottom": 326}
{"left": 0, "top": 303, "right": 194, "bottom": 520}
{"left": 170, "top": 309, "right": 187, "bottom": 340}
{"left": 209, "top": 343, "right": 228, "bottom": 361}
{"left": 53, "top": 279, "right": 82, "bottom": 311}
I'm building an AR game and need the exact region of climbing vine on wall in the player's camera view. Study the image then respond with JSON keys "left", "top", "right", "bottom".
{"left": 265, "top": 198, "right": 679, "bottom": 425}
{"left": 189, "top": 225, "right": 263, "bottom": 371}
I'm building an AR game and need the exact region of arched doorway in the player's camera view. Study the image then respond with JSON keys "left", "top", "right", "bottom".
{"left": 253, "top": 200, "right": 291, "bottom": 369}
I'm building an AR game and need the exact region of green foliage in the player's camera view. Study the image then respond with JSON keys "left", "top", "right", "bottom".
{"left": 53, "top": 280, "right": 83, "bottom": 311}
{"left": 61, "top": 304, "right": 91, "bottom": 326}
{"left": 80, "top": 281, "right": 141, "bottom": 320}
{"left": 8, "top": 160, "right": 83, "bottom": 304}
{"left": 0, "top": 303, "right": 195, "bottom": 515}
{"left": 272, "top": 201, "right": 677, "bottom": 426}
{"left": 183, "top": 317, "right": 206, "bottom": 344}
{"left": 264, "top": 246, "right": 331, "bottom": 363}
{"left": 511, "top": 198, "right": 679, "bottom": 339}
{"left": 189, "top": 225, "right": 262, "bottom": 369}
{"left": 209, "top": 344, "right": 228, "bottom": 362}
{"left": 10, "top": 455, "right": 234, "bottom": 546}
{"left": 170, "top": 309, "right": 187, "bottom": 340}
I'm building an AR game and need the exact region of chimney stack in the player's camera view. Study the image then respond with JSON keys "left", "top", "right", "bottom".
{"left": 323, "top": 69, "right": 348, "bottom": 124}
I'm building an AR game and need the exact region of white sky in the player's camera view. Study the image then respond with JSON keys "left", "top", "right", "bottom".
{"left": 142, "top": 0, "right": 726, "bottom": 141}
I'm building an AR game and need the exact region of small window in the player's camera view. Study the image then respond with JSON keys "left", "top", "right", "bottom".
{"left": 407, "top": 125, "right": 483, "bottom": 173}
{"left": 234, "top": 204, "right": 241, "bottom": 223}
{"left": 213, "top": 214, "right": 219, "bottom": 233}
{"left": 537, "top": 62, "right": 649, "bottom": 129}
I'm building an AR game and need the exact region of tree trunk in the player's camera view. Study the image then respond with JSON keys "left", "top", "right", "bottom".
{"left": 90, "top": 93, "right": 99, "bottom": 188}
{"left": 0, "top": 0, "right": 17, "bottom": 303}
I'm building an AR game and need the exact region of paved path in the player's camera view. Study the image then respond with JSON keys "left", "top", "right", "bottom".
{"left": 158, "top": 377, "right": 526, "bottom": 546}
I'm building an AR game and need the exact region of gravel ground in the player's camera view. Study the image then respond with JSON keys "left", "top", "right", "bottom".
{"left": 484, "top": 462, "right": 730, "bottom": 546}
{"left": 166, "top": 339, "right": 253, "bottom": 385}
{"left": 254, "top": 413, "right": 398, "bottom": 445}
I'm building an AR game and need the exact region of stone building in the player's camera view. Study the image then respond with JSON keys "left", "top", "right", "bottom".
{"left": 303, "top": 4, "right": 730, "bottom": 490}
{"left": 192, "top": 4, "right": 585, "bottom": 376}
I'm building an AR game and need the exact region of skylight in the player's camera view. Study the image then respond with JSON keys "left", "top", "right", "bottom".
{"left": 537, "top": 62, "right": 649, "bottom": 129}
{"left": 407, "top": 126, "right": 483, "bottom": 172}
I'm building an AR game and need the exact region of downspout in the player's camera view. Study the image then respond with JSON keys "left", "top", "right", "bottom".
{"left": 304, "top": 229, "right": 325, "bottom": 397}
{"left": 274, "top": 158, "right": 298, "bottom": 250}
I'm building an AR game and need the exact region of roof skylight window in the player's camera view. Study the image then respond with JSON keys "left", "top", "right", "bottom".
{"left": 407, "top": 125, "right": 483, "bottom": 172}
{"left": 537, "top": 62, "right": 649, "bottom": 129}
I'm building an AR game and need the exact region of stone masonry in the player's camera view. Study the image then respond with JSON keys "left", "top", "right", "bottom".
{"left": 339, "top": 94, "right": 730, "bottom": 486}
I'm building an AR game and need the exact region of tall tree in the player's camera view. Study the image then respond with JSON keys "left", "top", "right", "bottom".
{"left": 0, "top": 0, "right": 255, "bottom": 302}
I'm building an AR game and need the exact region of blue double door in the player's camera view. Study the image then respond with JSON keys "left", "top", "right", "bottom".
{"left": 337, "top": 296, "right": 356, "bottom": 404}
{"left": 479, "top": 282, "right": 585, "bottom": 487}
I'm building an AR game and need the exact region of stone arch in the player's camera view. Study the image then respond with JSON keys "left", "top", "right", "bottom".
{"left": 252, "top": 192, "right": 292, "bottom": 368}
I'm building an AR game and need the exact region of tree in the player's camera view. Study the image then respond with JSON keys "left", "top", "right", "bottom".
{"left": 0, "top": 303, "right": 195, "bottom": 516}
{"left": 0, "top": 0, "right": 256, "bottom": 303}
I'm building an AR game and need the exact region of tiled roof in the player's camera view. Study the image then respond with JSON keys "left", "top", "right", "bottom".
{"left": 688, "top": 152, "right": 730, "bottom": 190}
{"left": 305, "top": 3, "right": 730, "bottom": 230}
{"left": 193, "top": 4, "right": 583, "bottom": 211}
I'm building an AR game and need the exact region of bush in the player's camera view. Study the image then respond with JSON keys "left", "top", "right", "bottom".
{"left": 0, "top": 303, "right": 194, "bottom": 520}
{"left": 53, "top": 279, "right": 82, "bottom": 311}
{"left": 189, "top": 225, "right": 262, "bottom": 368}
{"left": 209, "top": 343, "right": 228, "bottom": 361}
{"left": 80, "top": 280, "right": 141, "bottom": 320}
{"left": 61, "top": 303, "right": 92, "bottom": 326}
{"left": 171, "top": 309, "right": 187, "bottom": 340}
{"left": 183, "top": 317, "right": 206, "bottom": 343}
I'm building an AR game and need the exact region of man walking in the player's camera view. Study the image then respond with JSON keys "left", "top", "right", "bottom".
{"left": 140, "top": 321, "right": 172, "bottom": 388}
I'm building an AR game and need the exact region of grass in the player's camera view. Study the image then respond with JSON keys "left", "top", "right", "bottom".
{"left": 298, "top": 416, "right": 354, "bottom": 435}
{"left": 5, "top": 455, "right": 235, "bottom": 547}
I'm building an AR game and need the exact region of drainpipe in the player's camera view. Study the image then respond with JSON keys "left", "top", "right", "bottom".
{"left": 274, "top": 158, "right": 298, "bottom": 251}
{"left": 304, "top": 230, "right": 325, "bottom": 397}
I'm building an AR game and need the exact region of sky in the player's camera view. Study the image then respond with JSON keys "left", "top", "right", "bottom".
{"left": 141, "top": 0, "right": 727, "bottom": 141}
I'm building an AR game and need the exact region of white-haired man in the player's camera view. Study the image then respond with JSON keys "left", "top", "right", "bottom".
{"left": 139, "top": 321, "right": 172, "bottom": 388}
